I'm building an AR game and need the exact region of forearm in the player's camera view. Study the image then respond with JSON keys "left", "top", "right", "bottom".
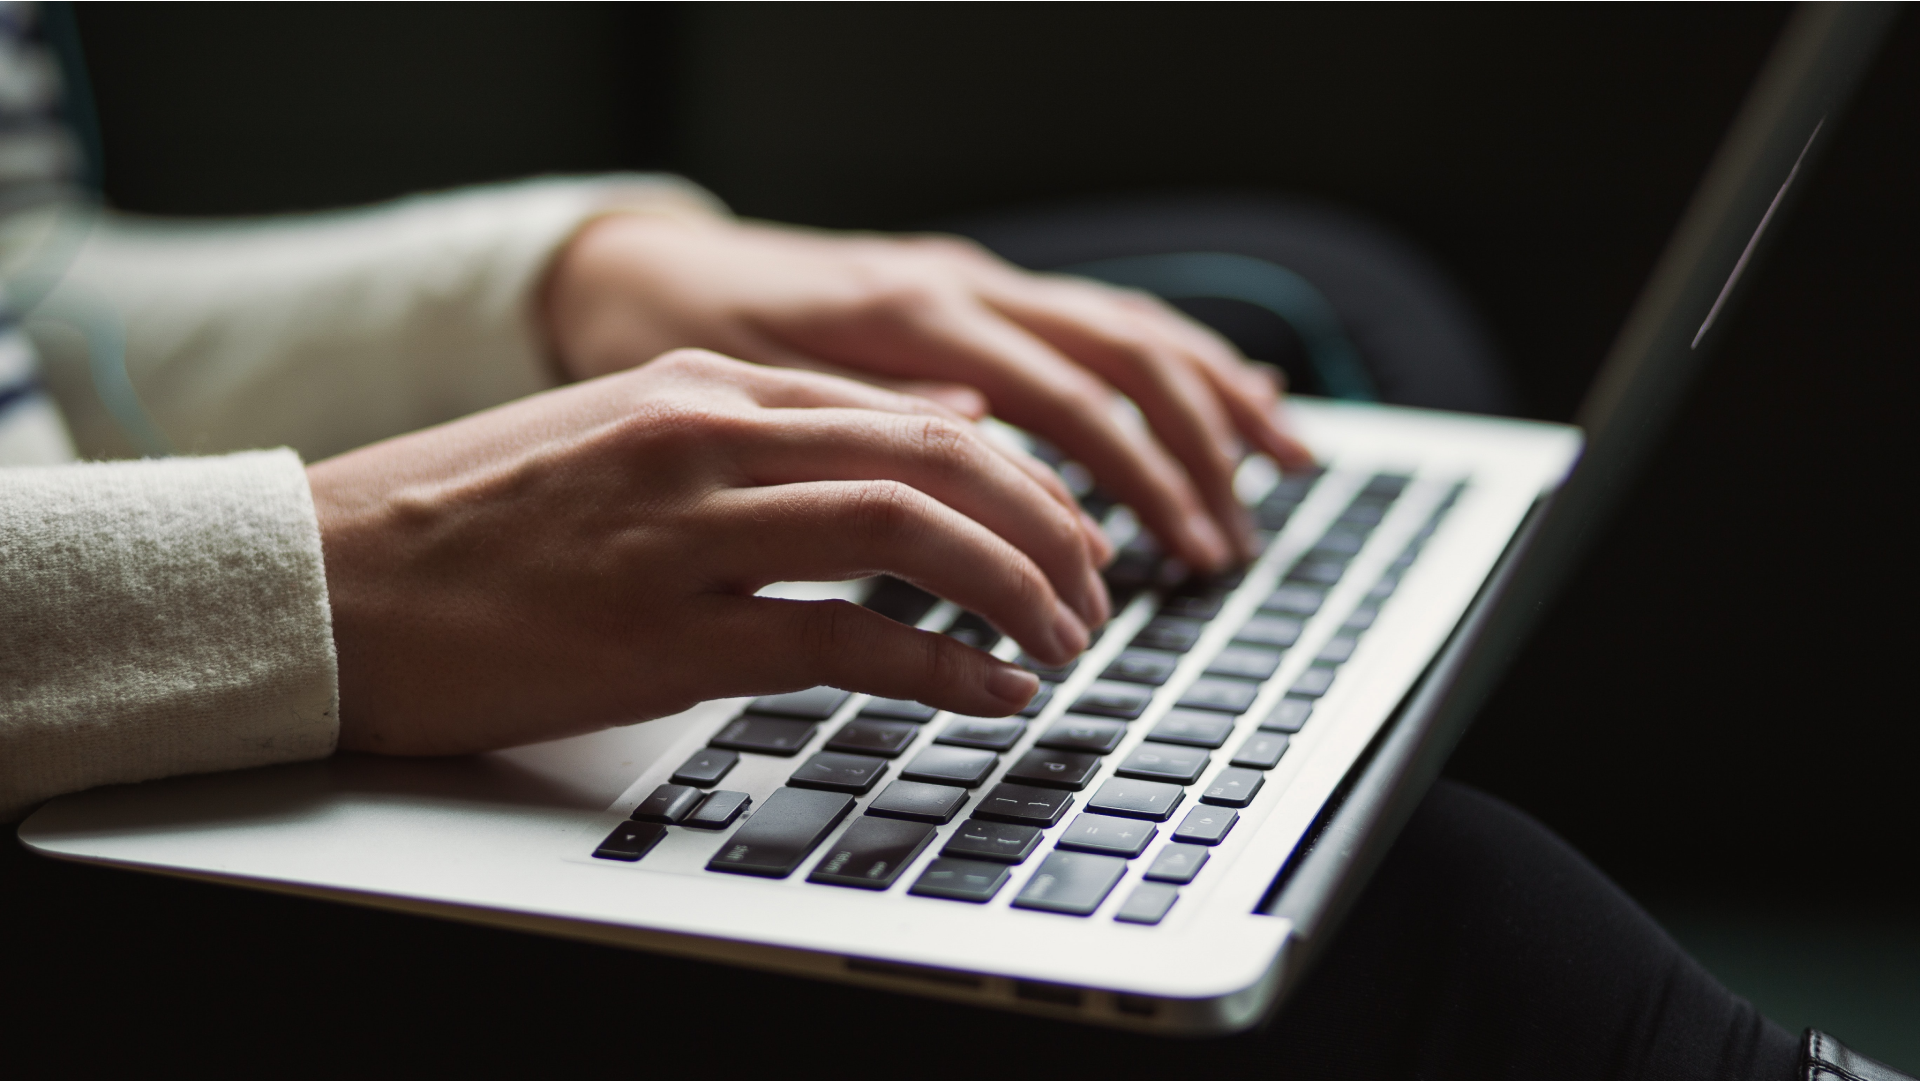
{"left": 0, "top": 451, "right": 337, "bottom": 821}
{"left": 30, "top": 174, "right": 723, "bottom": 462}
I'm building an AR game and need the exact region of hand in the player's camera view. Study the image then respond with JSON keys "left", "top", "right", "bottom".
{"left": 542, "top": 214, "right": 1316, "bottom": 573}
{"left": 308, "top": 350, "right": 1110, "bottom": 755}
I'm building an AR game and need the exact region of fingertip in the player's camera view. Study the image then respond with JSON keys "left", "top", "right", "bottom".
{"left": 986, "top": 663, "right": 1040, "bottom": 710}
{"left": 1051, "top": 601, "right": 1090, "bottom": 661}
{"left": 1080, "top": 510, "right": 1115, "bottom": 566}
{"left": 1183, "top": 511, "right": 1234, "bottom": 573}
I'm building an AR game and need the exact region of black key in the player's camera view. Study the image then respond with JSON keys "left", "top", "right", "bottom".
{"left": 1255, "top": 498, "right": 1297, "bottom": 531}
{"left": 1235, "top": 614, "right": 1303, "bottom": 649}
{"left": 1071, "top": 680, "right": 1153, "bottom": 720}
{"left": 1177, "top": 676, "right": 1260, "bottom": 714}
{"left": 1018, "top": 682, "right": 1055, "bottom": 718}
{"left": 935, "top": 716, "right": 1026, "bottom": 751}
{"left": 671, "top": 747, "right": 739, "bottom": 788}
{"left": 941, "top": 820, "right": 1043, "bottom": 864}
{"left": 1159, "top": 589, "right": 1228, "bottom": 620}
{"left": 707, "top": 787, "right": 854, "bottom": 878}
{"left": 1206, "top": 645, "right": 1282, "bottom": 681}
{"left": 909, "top": 857, "right": 1011, "bottom": 903}
{"left": 1003, "top": 748, "right": 1101, "bottom": 790}
{"left": 1267, "top": 470, "right": 1322, "bottom": 503}
{"left": 1290, "top": 664, "right": 1338, "bottom": 698}
{"left": 1102, "top": 648, "right": 1180, "bottom": 686}
{"left": 1339, "top": 500, "right": 1389, "bottom": 526}
{"left": 1114, "top": 882, "right": 1180, "bottom": 925}
{"left": 1131, "top": 616, "right": 1206, "bottom": 653}
{"left": 858, "top": 697, "right": 939, "bottom": 723}
{"left": 1261, "top": 584, "right": 1326, "bottom": 617}
{"left": 710, "top": 715, "right": 817, "bottom": 757}
{"left": 865, "top": 780, "right": 969, "bottom": 824}
{"left": 1143, "top": 842, "right": 1209, "bottom": 883}
{"left": 808, "top": 816, "right": 936, "bottom": 889}
{"left": 1316, "top": 634, "right": 1359, "bottom": 664}
{"left": 824, "top": 718, "right": 920, "bottom": 758}
{"left": 1231, "top": 732, "right": 1290, "bottom": 770}
{"left": 750, "top": 687, "right": 850, "bottom": 720}
{"left": 975, "top": 782, "right": 1074, "bottom": 827}
{"left": 1019, "top": 654, "right": 1079, "bottom": 683}
{"left": 1087, "top": 777, "right": 1185, "bottom": 821}
{"left": 1103, "top": 546, "right": 1161, "bottom": 593}
{"left": 1056, "top": 813, "right": 1157, "bottom": 858}
{"left": 900, "top": 745, "right": 998, "bottom": 788}
{"left": 1366, "top": 574, "right": 1401, "bottom": 602}
{"left": 1115, "top": 743, "right": 1210, "bottom": 785}
{"left": 1145, "top": 708, "right": 1236, "bottom": 749}
{"left": 946, "top": 611, "right": 1002, "bottom": 651}
{"left": 864, "top": 576, "right": 938, "bottom": 626}
{"left": 593, "top": 821, "right": 666, "bottom": 862}
{"left": 1172, "top": 806, "right": 1238, "bottom": 845}
{"left": 1200, "top": 767, "right": 1265, "bottom": 808}
{"left": 1342, "top": 604, "right": 1380, "bottom": 631}
{"left": 1287, "top": 557, "right": 1348, "bottom": 586}
{"left": 683, "top": 789, "right": 751, "bottom": 830}
{"left": 1312, "top": 525, "right": 1371, "bottom": 555}
{"left": 789, "top": 752, "right": 889, "bottom": 794}
{"left": 631, "top": 783, "right": 704, "bottom": 824}
{"left": 1012, "top": 850, "right": 1128, "bottom": 916}
{"left": 1362, "top": 473, "right": 1412, "bottom": 499}
{"left": 1259, "top": 697, "right": 1314, "bottom": 732}
{"left": 1036, "top": 715, "right": 1128, "bottom": 755}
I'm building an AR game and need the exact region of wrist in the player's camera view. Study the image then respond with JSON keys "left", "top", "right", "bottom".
{"left": 539, "top": 212, "right": 717, "bottom": 383}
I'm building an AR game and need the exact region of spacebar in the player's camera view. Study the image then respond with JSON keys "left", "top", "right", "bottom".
{"left": 706, "top": 787, "right": 855, "bottom": 878}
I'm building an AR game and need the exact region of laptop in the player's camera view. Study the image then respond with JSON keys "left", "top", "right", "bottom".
{"left": 18, "top": 3, "right": 1894, "bottom": 1036}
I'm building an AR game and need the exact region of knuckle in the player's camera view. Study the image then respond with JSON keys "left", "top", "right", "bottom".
{"left": 649, "top": 347, "right": 731, "bottom": 376}
{"left": 910, "top": 416, "right": 977, "bottom": 473}
{"left": 922, "top": 631, "right": 969, "bottom": 689}
{"left": 844, "top": 480, "right": 925, "bottom": 545}
{"left": 849, "top": 275, "right": 949, "bottom": 329}
{"left": 800, "top": 600, "right": 863, "bottom": 665}
{"left": 608, "top": 397, "right": 755, "bottom": 464}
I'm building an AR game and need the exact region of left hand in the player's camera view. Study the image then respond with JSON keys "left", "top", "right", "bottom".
{"left": 541, "top": 213, "right": 1315, "bottom": 573}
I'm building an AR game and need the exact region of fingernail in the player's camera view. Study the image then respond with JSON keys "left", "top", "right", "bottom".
{"left": 1080, "top": 510, "right": 1115, "bottom": 565}
{"left": 986, "top": 663, "right": 1040, "bottom": 709}
{"left": 1052, "top": 601, "right": 1090, "bottom": 659}
{"left": 1187, "top": 513, "right": 1232, "bottom": 571}
{"left": 1082, "top": 565, "right": 1112, "bottom": 625}
{"left": 1227, "top": 503, "right": 1256, "bottom": 562}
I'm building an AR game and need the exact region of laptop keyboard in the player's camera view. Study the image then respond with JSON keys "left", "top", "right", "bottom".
{"left": 592, "top": 469, "right": 1463, "bottom": 925}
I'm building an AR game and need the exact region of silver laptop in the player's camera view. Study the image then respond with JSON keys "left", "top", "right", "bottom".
{"left": 18, "top": 4, "right": 1892, "bottom": 1037}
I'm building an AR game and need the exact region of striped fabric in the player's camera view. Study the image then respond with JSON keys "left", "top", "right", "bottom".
{"left": 0, "top": 0, "right": 80, "bottom": 464}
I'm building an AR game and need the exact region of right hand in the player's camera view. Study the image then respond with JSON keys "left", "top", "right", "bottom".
{"left": 307, "top": 349, "right": 1111, "bottom": 756}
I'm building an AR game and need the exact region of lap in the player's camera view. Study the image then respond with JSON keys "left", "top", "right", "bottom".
{"left": 3, "top": 780, "right": 1794, "bottom": 1078}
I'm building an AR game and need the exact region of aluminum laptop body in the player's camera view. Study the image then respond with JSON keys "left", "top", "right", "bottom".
{"left": 17, "top": 4, "right": 1893, "bottom": 1038}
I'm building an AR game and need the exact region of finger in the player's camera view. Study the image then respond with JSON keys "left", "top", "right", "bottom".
{"left": 772, "top": 295, "right": 1235, "bottom": 571}
{"left": 700, "top": 480, "right": 1090, "bottom": 665}
{"left": 651, "top": 348, "right": 974, "bottom": 421}
{"left": 729, "top": 409, "right": 1110, "bottom": 625}
{"left": 1110, "top": 291, "right": 1318, "bottom": 469}
{"left": 691, "top": 344, "right": 1110, "bottom": 562}
{"left": 703, "top": 595, "right": 1040, "bottom": 716}
{"left": 976, "top": 278, "right": 1258, "bottom": 560}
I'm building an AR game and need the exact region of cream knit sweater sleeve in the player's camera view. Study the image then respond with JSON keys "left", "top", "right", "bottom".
{"left": 33, "top": 173, "right": 723, "bottom": 461}
{"left": 0, "top": 450, "right": 334, "bottom": 821}
{"left": 2, "top": 174, "right": 724, "bottom": 821}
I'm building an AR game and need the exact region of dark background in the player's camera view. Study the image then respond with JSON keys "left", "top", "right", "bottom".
{"left": 12, "top": 1, "right": 1913, "bottom": 1063}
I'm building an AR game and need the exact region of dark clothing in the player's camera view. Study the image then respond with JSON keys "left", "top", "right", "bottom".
{"left": 2, "top": 780, "right": 1797, "bottom": 1077}
{"left": 1266, "top": 780, "right": 1798, "bottom": 1080}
